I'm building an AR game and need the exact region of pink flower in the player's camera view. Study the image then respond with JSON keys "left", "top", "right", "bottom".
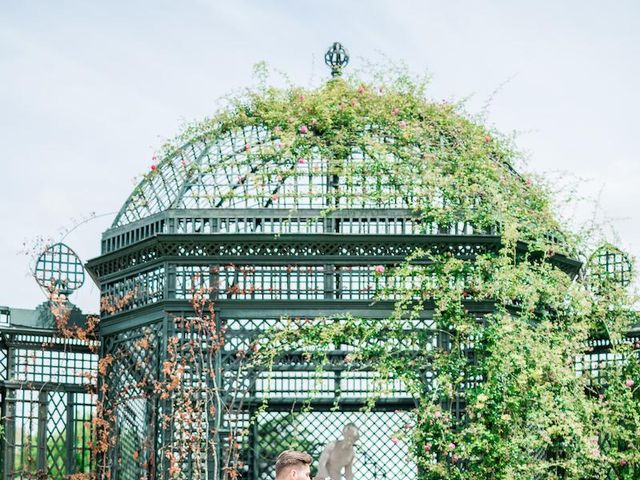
{"left": 485, "top": 135, "right": 492, "bottom": 143}
{"left": 452, "top": 454, "right": 459, "bottom": 463}
{"left": 357, "top": 85, "right": 366, "bottom": 94}
{"left": 297, "top": 158, "right": 306, "bottom": 164}
{"left": 424, "top": 443, "right": 432, "bottom": 452}
{"left": 344, "top": 354, "right": 355, "bottom": 363}
{"left": 299, "top": 94, "right": 305, "bottom": 102}
{"left": 150, "top": 164, "right": 157, "bottom": 171}
{"left": 391, "top": 108, "right": 400, "bottom": 116}
{"left": 391, "top": 437, "right": 399, "bottom": 445}
{"left": 398, "top": 120, "right": 407, "bottom": 129}
{"left": 434, "top": 411, "right": 442, "bottom": 419}
{"left": 620, "top": 459, "right": 628, "bottom": 466}
{"left": 245, "top": 143, "right": 251, "bottom": 152}
{"left": 299, "top": 125, "right": 309, "bottom": 134}
{"left": 625, "top": 379, "right": 635, "bottom": 388}
{"left": 447, "top": 443, "right": 456, "bottom": 451}
{"left": 373, "top": 265, "right": 385, "bottom": 274}
{"left": 598, "top": 394, "right": 605, "bottom": 401}
{"left": 271, "top": 194, "right": 278, "bottom": 202}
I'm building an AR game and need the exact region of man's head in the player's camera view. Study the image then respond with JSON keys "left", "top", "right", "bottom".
{"left": 275, "top": 450, "right": 312, "bottom": 480}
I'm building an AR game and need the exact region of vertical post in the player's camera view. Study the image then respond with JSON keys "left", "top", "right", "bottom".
{"left": 159, "top": 314, "right": 171, "bottom": 480}
{"left": 3, "top": 389, "right": 16, "bottom": 479}
{"left": 166, "top": 262, "right": 176, "bottom": 300}
{"left": 36, "top": 390, "right": 48, "bottom": 473}
{"left": 250, "top": 410, "right": 259, "bottom": 480}
{"left": 66, "top": 392, "right": 76, "bottom": 475}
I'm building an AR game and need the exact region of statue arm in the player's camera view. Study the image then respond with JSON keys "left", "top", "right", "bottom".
{"left": 345, "top": 460, "right": 353, "bottom": 480}
{"left": 314, "top": 442, "right": 335, "bottom": 480}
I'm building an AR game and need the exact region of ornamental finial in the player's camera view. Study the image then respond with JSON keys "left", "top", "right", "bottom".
{"left": 324, "top": 42, "right": 349, "bottom": 78}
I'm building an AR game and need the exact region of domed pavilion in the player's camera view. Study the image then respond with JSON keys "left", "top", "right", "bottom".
{"left": 85, "top": 43, "right": 585, "bottom": 480}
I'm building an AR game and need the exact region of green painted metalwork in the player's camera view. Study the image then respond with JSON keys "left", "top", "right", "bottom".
{"left": 35, "top": 243, "right": 85, "bottom": 294}
{"left": 0, "top": 313, "right": 97, "bottom": 479}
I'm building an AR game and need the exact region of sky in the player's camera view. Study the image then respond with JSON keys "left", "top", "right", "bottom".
{"left": 1, "top": 0, "right": 639, "bottom": 313}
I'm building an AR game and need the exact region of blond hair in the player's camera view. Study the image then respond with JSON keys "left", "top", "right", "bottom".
{"left": 275, "top": 450, "right": 312, "bottom": 477}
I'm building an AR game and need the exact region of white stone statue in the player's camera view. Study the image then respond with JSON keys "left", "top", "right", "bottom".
{"left": 314, "top": 423, "right": 360, "bottom": 480}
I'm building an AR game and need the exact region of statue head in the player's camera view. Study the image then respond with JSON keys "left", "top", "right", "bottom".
{"left": 342, "top": 423, "right": 360, "bottom": 445}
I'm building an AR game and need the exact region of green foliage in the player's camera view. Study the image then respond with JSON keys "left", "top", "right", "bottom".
{"left": 153, "top": 67, "right": 638, "bottom": 478}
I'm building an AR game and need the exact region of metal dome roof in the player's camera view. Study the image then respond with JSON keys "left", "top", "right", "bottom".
{"left": 101, "top": 73, "right": 567, "bottom": 261}
{"left": 113, "top": 124, "right": 423, "bottom": 228}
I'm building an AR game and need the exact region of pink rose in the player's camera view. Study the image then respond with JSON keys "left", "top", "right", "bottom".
{"left": 625, "top": 379, "right": 635, "bottom": 388}
{"left": 299, "top": 94, "right": 305, "bottom": 102}
{"left": 424, "top": 443, "right": 432, "bottom": 452}
{"left": 357, "top": 85, "right": 366, "bottom": 94}
{"left": 271, "top": 194, "right": 278, "bottom": 202}
{"left": 448, "top": 443, "right": 456, "bottom": 450}
{"left": 373, "top": 265, "right": 385, "bottom": 274}
{"left": 299, "top": 125, "right": 309, "bottom": 134}
{"left": 150, "top": 164, "right": 157, "bottom": 171}
{"left": 297, "top": 158, "right": 306, "bottom": 164}
{"left": 391, "top": 108, "right": 400, "bottom": 116}
{"left": 485, "top": 135, "right": 492, "bottom": 143}
{"left": 391, "top": 437, "right": 399, "bottom": 445}
{"left": 245, "top": 143, "right": 251, "bottom": 152}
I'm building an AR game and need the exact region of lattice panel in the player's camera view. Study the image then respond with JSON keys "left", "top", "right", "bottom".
{"left": 46, "top": 391, "right": 67, "bottom": 478}
{"left": 91, "top": 234, "right": 501, "bottom": 279}
{"left": 220, "top": 316, "right": 438, "bottom": 402}
{"left": 0, "top": 346, "right": 6, "bottom": 381}
{"left": 4, "top": 389, "right": 94, "bottom": 479}
{"left": 591, "top": 245, "right": 633, "bottom": 288}
{"left": 251, "top": 411, "right": 416, "bottom": 480}
{"left": 11, "top": 389, "right": 40, "bottom": 476}
{"left": 103, "top": 209, "right": 495, "bottom": 254}
{"left": 101, "top": 266, "right": 165, "bottom": 312}
{"left": 72, "top": 393, "right": 95, "bottom": 474}
{"left": 114, "top": 396, "right": 150, "bottom": 480}
{"left": 101, "top": 322, "right": 163, "bottom": 479}
{"left": 11, "top": 345, "right": 96, "bottom": 385}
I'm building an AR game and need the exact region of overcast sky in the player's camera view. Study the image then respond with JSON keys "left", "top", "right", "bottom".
{"left": 1, "top": 0, "right": 638, "bottom": 313}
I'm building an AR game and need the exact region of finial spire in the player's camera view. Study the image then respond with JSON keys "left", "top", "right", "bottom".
{"left": 324, "top": 42, "right": 349, "bottom": 78}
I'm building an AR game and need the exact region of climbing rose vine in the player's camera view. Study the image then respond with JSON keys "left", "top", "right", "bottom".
{"left": 121, "top": 64, "right": 640, "bottom": 478}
